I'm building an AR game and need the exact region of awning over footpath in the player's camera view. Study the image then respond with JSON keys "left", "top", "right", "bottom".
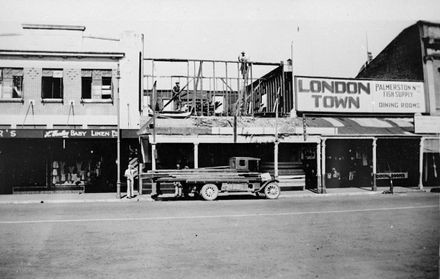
{"left": 138, "top": 116, "right": 418, "bottom": 139}
{"left": 311, "top": 117, "right": 415, "bottom": 136}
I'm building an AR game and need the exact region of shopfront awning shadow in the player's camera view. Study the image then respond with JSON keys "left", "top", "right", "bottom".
{"left": 153, "top": 193, "right": 269, "bottom": 202}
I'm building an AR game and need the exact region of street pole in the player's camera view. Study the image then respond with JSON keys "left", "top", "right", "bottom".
{"left": 152, "top": 80, "right": 157, "bottom": 171}
{"left": 321, "top": 139, "right": 327, "bottom": 194}
{"left": 151, "top": 80, "right": 157, "bottom": 198}
{"left": 116, "top": 63, "right": 121, "bottom": 199}
{"left": 274, "top": 87, "right": 280, "bottom": 179}
{"left": 372, "top": 138, "right": 377, "bottom": 191}
{"left": 290, "top": 41, "right": 297, "bottom": 118}
{"left": 418, "top": 137, "right": 424, "bottom": 190}
{"left": 317, "top": 139, "right": 321, "bottom": 192}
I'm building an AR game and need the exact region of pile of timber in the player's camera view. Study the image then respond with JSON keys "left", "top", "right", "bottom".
{"left": 261, "top": 161, "right": 305, "bottom": 176}
{"left": 261, "top": 161, "right": 305, "bottom": 190}
{"left": 183, "top": 100, "right": 221, "bottom": 116}
{"left": 141, "top": 167, "right": 261, "bottom": 184}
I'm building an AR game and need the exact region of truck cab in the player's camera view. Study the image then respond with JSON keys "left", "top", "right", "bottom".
{"left": 229, "top": 157, "right": 261, "bottom": 172}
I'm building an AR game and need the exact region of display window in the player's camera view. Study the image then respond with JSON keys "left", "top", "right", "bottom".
{"left": 325, "top": 139, "right": 372, "bottom": 188}
{"left": 48, "top": 139, "right": 117, "bottom": 192}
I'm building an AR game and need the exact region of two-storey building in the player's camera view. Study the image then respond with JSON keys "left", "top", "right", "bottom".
{"left": 0, "top": 24, "right": 143, "bottom": 194}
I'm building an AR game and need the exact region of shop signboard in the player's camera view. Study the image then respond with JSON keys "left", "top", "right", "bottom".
{"left": 0, "top": 129, "right": 42, "bottom": 138}
{"left": 0, "top": 129, "right": 18, "bottom": 138}
{"left": 0, "top": 129, "right": 118, "bottom": 138}
{"left": 295, "top": 76, "right": 425, "bottom": 113}
{"left": 43, "top": 129, "right": 118, "bottom": 138}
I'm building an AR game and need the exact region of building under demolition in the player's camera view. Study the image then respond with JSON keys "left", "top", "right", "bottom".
{"left": 138, "top": 20, "right": 440, "bottom": 194}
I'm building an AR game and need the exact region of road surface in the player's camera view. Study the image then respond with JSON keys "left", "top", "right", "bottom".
{"left": 0, "top": 193, "right": 438, "bottom": 278}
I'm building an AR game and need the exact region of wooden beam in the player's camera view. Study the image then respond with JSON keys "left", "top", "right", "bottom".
{"left": 144, "top": 57, "right": 280, "bottom": 66}
{"left": 219, "top": 78, "right": 234, "bottom": 92}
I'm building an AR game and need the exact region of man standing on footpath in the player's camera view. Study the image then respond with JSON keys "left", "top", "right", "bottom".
{"left": 124, "top": 164, "right": 135, "bottom": 199}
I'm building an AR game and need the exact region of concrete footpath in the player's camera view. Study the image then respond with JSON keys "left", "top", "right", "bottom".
{"left": 0, "top": 186, "right": 436, "bottom": 204}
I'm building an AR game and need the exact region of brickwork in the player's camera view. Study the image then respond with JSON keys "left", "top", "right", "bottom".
{"left": 357, "top": 24, "right": 424, "bottom": 81}
{"left": 63, "top": 68, "right": 80, "bottom": 102}
{"left": 24, "top": 67, "right": 42, "bottom": 100}
{"left": 0, "top": 27, "right": 142, "bottom": 129}
{"left": 1, "top": 63, "right": 118, "bottom": 126}
{"left": 356, "top": 21, "right": 440, "bottom": 115}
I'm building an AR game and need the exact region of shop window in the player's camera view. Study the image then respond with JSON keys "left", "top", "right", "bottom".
{"left": 42, "top": 69, "right": 63, "bottom": 100}
{"left": 0, "top": 68, "right": 23, "bottom": 100}
{"left": 81, "top": 76, "right": 92, "bottom": 99}
{"left": 81, "top": 69, "right": 113, "bottom": 101}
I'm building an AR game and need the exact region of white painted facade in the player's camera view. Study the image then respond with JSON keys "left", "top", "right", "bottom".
{"left": 0, "top": 25, "right": 143, "bottom": 130}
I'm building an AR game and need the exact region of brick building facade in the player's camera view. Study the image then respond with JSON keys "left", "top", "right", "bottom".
{"left": 0, "top": 24, "right": 144, "bottom": 194}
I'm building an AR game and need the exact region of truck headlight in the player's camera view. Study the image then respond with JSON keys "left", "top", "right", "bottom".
{"left": 260, "top": 172, "right": 271, "bottom": 181}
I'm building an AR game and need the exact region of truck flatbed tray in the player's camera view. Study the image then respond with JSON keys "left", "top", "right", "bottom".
{"left": 148, "top": 167, "right": 233, "bottom": 173}
{"left": 156, "top": 178, "right": 250, "bottom": 183}
{"left": 142, "top": 171, "right": 261, "bottom": 179}
{"left": 186, "top": 179, "right": 250, "bottom": 183}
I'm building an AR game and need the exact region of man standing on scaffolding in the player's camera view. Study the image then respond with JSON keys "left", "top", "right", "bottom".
{"left": 238, "top": 51, "right": 249, "bottom": 115}
{"left": 238, "top": 51, "right": 249, "bottom": 79}
{"left": 172, "top": 81, "right": 181, "bottom": 111}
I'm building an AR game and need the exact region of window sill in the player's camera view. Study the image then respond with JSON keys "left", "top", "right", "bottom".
{"left": 0, "top": 98, "right": 24, "bottom": 103}
{"left": 81, "top": 99, "right": 113, "bottom": 104}
{"left": 42, "top": 99, "right": 63, "bottom": 103}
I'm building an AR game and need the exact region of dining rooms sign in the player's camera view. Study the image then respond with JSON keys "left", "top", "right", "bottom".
{"left": 295, "top": 76, "right": 425, "bottom": 113}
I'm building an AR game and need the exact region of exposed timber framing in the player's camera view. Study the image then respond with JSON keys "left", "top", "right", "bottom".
{"left": 143, "top": 57, "right": 283, "bottom": 117}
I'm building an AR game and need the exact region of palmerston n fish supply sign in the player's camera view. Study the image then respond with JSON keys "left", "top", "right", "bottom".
{"left": 295, "top": 76, "right": 425, "bottom": 113}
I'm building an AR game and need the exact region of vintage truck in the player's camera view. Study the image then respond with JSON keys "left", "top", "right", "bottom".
{"left": 143, "top": 157, "right": 280, "bottom": 201}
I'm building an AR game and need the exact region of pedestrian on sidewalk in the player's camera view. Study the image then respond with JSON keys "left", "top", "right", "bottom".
{"left": 174, "top": 163, "right": 183, "bottom": 198}
{"left": 124, "top": 164, "right": 135, "bottom": 199}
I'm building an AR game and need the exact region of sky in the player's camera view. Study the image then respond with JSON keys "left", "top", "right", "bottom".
{"left": 0, "top": 0, "right": 439, "bottom": 78}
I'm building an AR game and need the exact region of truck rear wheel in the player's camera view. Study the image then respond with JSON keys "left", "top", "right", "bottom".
{"left": 264, "top": 182, "right": 280, "bottom": 199}
{"left": 200, "top": 184, "right": 219, "bottom": 201}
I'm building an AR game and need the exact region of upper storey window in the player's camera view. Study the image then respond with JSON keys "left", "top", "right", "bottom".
{"left": 81, "top": 69, "right": 113, "bottom": 102}
{"left": 42, "top": 69, "right": 63, "bottom": 100}
{"left": 0, "top": 68, "right": 23, "bottom": 100}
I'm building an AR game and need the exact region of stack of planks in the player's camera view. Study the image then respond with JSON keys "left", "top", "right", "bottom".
{"left": 142, "top": 167, "right": 262, "bottom": 184}
{"left": 261, "top": 161, "right": 305, "bottom": 191}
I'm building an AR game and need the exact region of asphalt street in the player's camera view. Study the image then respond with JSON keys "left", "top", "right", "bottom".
{"left": 0, "top": 193, "right": 438, "bottom": 279}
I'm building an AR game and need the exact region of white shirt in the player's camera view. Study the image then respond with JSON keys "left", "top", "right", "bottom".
{"left": 125, "top": 168, "right": 134, "bottom": 181}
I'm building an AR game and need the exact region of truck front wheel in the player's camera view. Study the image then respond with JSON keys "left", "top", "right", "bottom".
{"left": 200, "top": 184, "right": 219, "bottom": 201}
{"left": 264, "top": 182, "right": 280, "bottom": 199}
